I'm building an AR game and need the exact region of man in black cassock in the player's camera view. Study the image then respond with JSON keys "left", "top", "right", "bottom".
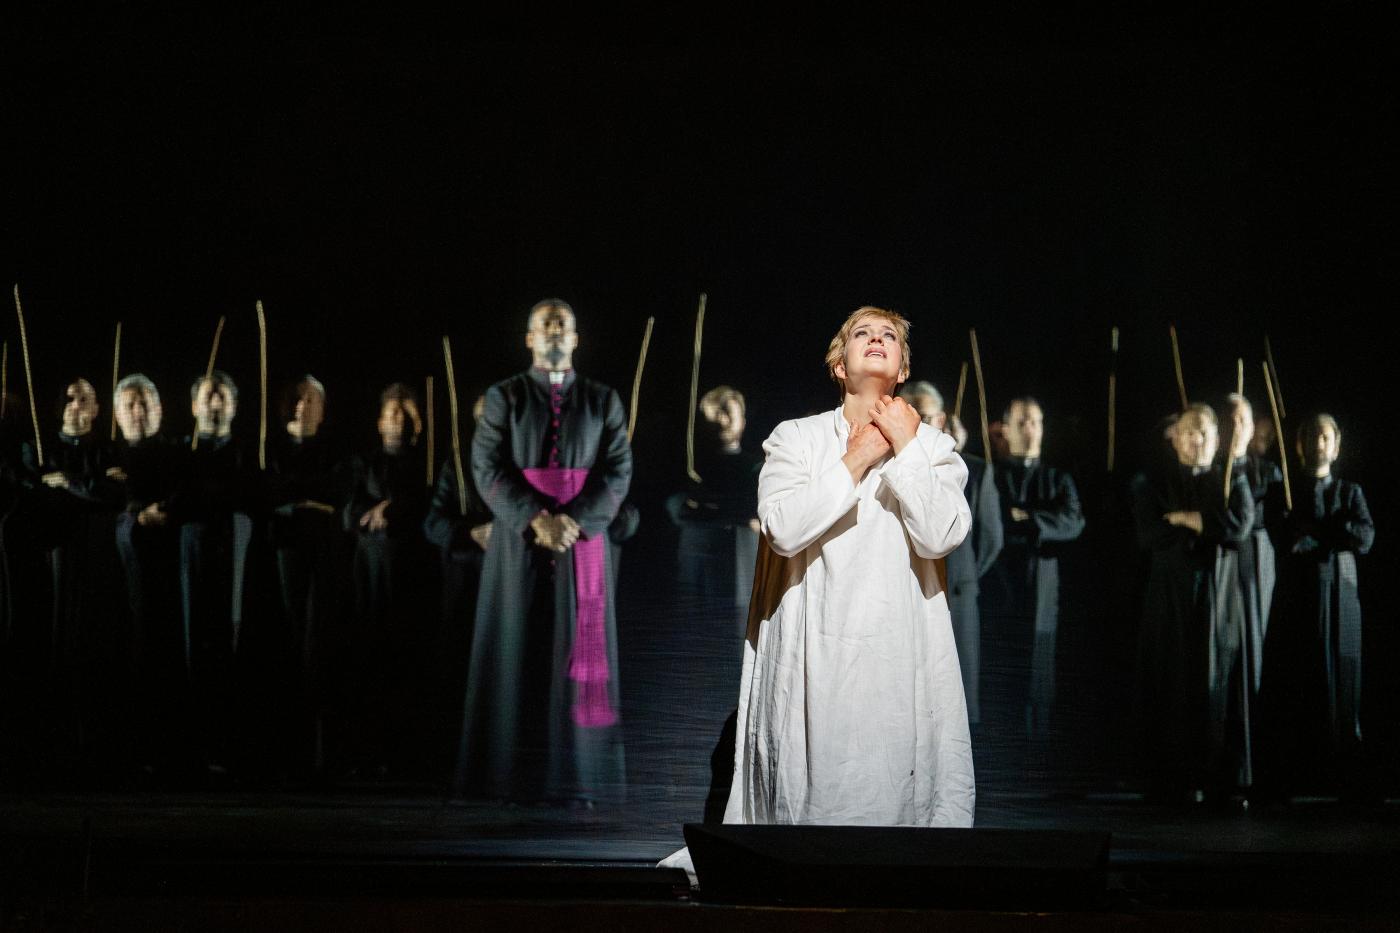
{"left": 901, "top": 381, "right": 1003, "bottom": 726}
{"left": 343, "top": 382, "right": 430, "bottom": 776}
{"left": 984, "top": 396, "right": 1084, "bottom": 744}
{"left": 455, "top": 299, "right": 632, "bottom": 805}
{"left": 1261, "top": 414, "right": 1374, "bottom": 797}
{"left": 168, "top": 371, "right": 261, "bottom": 775}
{"left": 1132, "top": 405, "right": 1253, "bottom": 802}
{"left": 267, "top": 375, "right": 347, "bottom": 778}
{"left": 111, "top": 374, "right": 181, "bottom": 777}
{"left": 423, "top": 393, "right": 493, "bottom": 777}
{"left": 665, "top": 385, "right": 761, "bottom": 643}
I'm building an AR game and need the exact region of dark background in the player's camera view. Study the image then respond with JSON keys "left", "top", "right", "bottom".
{"left": 3, "top": 9, "right": 1397, "bottom": 797}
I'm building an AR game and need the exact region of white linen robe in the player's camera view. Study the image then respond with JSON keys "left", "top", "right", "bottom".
{"left": 723, "top": 407, "right": 976, "bottom": 827}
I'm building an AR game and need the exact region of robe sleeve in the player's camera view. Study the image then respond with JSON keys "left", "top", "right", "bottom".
{"left": 1203, "top": 470, "right": 1254, "bottom": 546}
{"left": 471, "top": 383, "right": 553, "bottom": 535}
{"left": 1330, "top": 482, "right": 1375, "bottom": 555}
{"left": 559, "top": 387, "right": 632, "bottom": 538}
{"left": 1031, "top": 470, "right": 1086, "bottom": 544}
{"left": 972, "top": 459, "right": 1004, "bottom": 578}
{"left": 1131, "top": 472, "right": 1184, "bottom": 551}
{"left": 879, "top": 427, "right": 972, "bottom": 560}
{"left": 758, "top": 419, "right": 859, "bottom": 558}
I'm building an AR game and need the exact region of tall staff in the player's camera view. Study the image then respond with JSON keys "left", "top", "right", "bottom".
{"left": 1107, "top": 326, "right": 1119, "bottom": 472}
{"left": 110, "top": 322, "right": 123, "bottom": 441}
{"left": 256, "top": 302, "right": 268, "bottom": 469}
{"left": 12, "top": 285, "right": 43, "bottom": 465}
{"left": 969, "top": 329, "right": 991, "bottom": 462}
{"left": 627, "top": 316, "right": 654, "bottom": 443}
{"left": 425, "top": 375, "right": 436, "bottom": 487}
{"left": 191, "top": 315, "right": 227, "bottom": 451}
{"left": 1262, "top": 361, "right": 1292, "bottom": 511}
{"left": 1169, "top": 323, "right": 1188, "bottom": 411}
{"left": 1236, "top": 358, "right": 1244, "bottom": 397}
{"left": 1264, "top": 335, "right": 1286, "bottom": 419}
{"left": 951, "top": 361, "right": 969, "bottom": 424}
{"left": 685, "top": 293, "right": 707, "bottom": 483}
{"left": 2, "top": 340, "right": 9, "bottom": 420}
{"left": 441, "top": 336, "right": 467, "bottom": 515}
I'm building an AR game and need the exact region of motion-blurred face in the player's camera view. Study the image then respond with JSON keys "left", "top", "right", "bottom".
{"left": 61, "top": 380, "right": 98, "bottom": 437}
{"left": 1299, "top": 421, "right": 1340, "bottom": 473}
{"left": 1229, "top": 400, "right": 1254, "bottom": 460}
{"left": 526, "top": 304, "right": 578, "bottom": 371}
{"left": 948, "top": 414, "right": 969, "bottom": 452}
{"left": 1250, "top": 416, "right": 1276, "bottom": 458}
{"left": 378, "top": 399, "right": 410, "bottom": 450}
{"left": 287, "top": 382, "right": 325, "bottom": 439}
{"left": 706, "top": 397, "right": 746, "bottom": 449}
{"left": 1172, "top": 411, "right": 1217, "bottom": 468}
{"left": 192, "top": 379, "right": 236, "bottom": 436}
{"left": 1004, "top": 401, "right": 1044, "bottom": 458}
{"left": 907, "top": 393, "right": 946, "bottom": 430}
{"left": 116, "top": 386, "right": 161, "bottom": 442}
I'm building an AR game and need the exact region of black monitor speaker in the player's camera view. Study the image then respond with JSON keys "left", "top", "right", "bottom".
{"left": 683, "top": 824, "right": 1110, "bottom": 908}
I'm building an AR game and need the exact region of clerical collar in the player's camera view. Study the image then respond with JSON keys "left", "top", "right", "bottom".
{"left": 1191, "top": 465, "right": 1210, "bottom": 476}
{"left": 1314, "top": 473, "right": 1334, "bottom": 487}
{"left": 1022, "top": 456, "right": 1040, "bottom": 468}
{"left": 58, "top": 432, "right": 89, "bottom": 446}
{"left": 530, "top": 367, "right": 574, "bottom": 389}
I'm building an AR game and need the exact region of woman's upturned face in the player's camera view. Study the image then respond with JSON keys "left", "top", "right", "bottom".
{"left": 840, "top": 315, "right": 904, "bottom": 388}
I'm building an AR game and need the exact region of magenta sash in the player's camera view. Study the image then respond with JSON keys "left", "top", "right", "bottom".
{"left": 522, "top": 467, "right": 617, "bottom": 728}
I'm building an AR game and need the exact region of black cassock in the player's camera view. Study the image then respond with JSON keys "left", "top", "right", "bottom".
{"left": 946, "top": 453, "right": 1004, "bottom": 726}
{"left": 343, "top": 442, "right": 430, "bottom": 772}
{"left": 1131, "top": 461, "right": 1253, "bottom": 796}
{"left": 665, "top": 445, "right": 761, "bottom": 644}
{"left": 267, "top": 432, "right": 349, "bottom": 774}
{"left": 168, "top": 434, "right": 263, "bottom": 768}
{"left": 456, "top": 368, "right": 632, "bottom": 802}
{"left": 1261, "top": 473, "right": 1374, "bottom": 790}
{"left": 422, "top": 456, "right": 491, "bottom": 774}
{"left": 1230, "top": 454, "right": 1283, "bottom": 695}
{"left": 984, "top": 457, "right": 1085, "bottom": 737}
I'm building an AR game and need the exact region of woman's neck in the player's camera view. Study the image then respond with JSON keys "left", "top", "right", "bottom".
{"left": 841, "top": 381, "right": 895, "bottom": 428}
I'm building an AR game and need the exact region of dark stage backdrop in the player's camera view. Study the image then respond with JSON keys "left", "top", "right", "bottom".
{"left": 3, "top": 14, "right": 1396, "bottom": 812}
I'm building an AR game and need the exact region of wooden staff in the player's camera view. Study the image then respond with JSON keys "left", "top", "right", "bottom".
{"left": 1169, "top": 324, "right": 1188, "bottom": 411}
{"left": 685, "top": 293, "right": 707, "bottom": 483}
{"left": 1108, "top": 326, "right": 1119, "bottom": 473}
{"left": 951, "top": 361, "right": 969, "bottom": 423}
{"left": 1236, "top": 357, "right": 1244, "bottom": 397}
{"left": 627, "top": 316, "right": 654, "bottom": 443}
{"left": 1262, "top": 360, "right": 1291, "bottom": 511}
{"left": 425, "top": 375, "right": 436, "bottom": 487}
{"left": 441, "top": 336, "right": 467, "bottom": 515}
{"left": 969, "top": 329, "right": 991, "bottom": 461}
{"left": 191, "top": 315, "right": 227, "bottom": 451}
{"left": 110, "top": 321, "right": 122, "bottom": 441}
{"left": 13, "top": 285, "right": 43, "bottom": 465}
{"left": 256, "top": 301, "right": 267, "bottom": 469}
{"left": 1264, "top": 335, "right": 1286, "bottom": 419}
{"left": 2, "top": 340, "right": 9, "bottom": 420}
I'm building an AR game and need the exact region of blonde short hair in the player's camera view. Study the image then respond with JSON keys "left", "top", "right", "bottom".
{"left": 824, "top": 306, "right": 911, "bottom": 391}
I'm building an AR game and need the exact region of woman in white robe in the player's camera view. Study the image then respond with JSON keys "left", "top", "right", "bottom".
{"left": 664, "top": 306, "right": 974, "bottom": 878}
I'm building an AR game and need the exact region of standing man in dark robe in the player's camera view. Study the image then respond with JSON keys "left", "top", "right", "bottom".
{"left": 900, "top": 381, "right": 1003, "bottom": 726}
{"left": 267, "top": 375, "right": 347, "bottom": 779}
{"left": 422, "top": 392, "right": 493, "bottom": 779}
{"left": 39, "top": 378, "right": 125, "bottom": 781}
{"left": 110, "top": 374, "right": 181, "bottom": 778}
{"left": 343, "top": 382, "right": 431, "bottom": 777}
{"left": 455, "top": 299, "right": 632, "bottom": 805}
{"left": 1261, "top": 414, "right": 1374, "bottom": 799}
{"left": 1132, "top": 405, "right": 1253, "bottom": 803}
{"left": 666, "top": 385, "right": 761, "bottom": 643}
{"left": 984, "top": 397, "right": 1085, "bottom": 749}
{"left": 167, "top": 371, "right": 262, "bottom": 777}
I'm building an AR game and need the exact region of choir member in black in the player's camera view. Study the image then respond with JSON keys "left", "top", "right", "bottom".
{"left": 900, "top": 380, "right": 1003, "bottom": 726}
{"left": 455, "top": 299, "right": 632, "bottom": 805}
{"left": 111, "top": 374, "right": 181, "bottom": 776}
{"left": 40, "top": 379, "right": 126, "bottom": 779}
{"left": 984, "top": 397, "right": 1085, "bottom": 746}
{"left": 1261, "top": 414, "right": 1375, "bottom": 798}
{"left": 167, "top": 371, "right": 261, "bottom": 775}
{"left": 343, "top": 382, "right": 431, "bottom": 776}
{"left": 1131, "top": 404, "right": 1253, "bottom": 803}
{"left": 665, "top": 385, "right": 761, "bottom": 642}
{"left": 1221, "top": 395, "right": 1283, "bottom": 699}
{"left": 267, "top": 375, "right": 347, "bottom": 778}
{"left": 422, "top": 392, "right": 492, "bottom": 778}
